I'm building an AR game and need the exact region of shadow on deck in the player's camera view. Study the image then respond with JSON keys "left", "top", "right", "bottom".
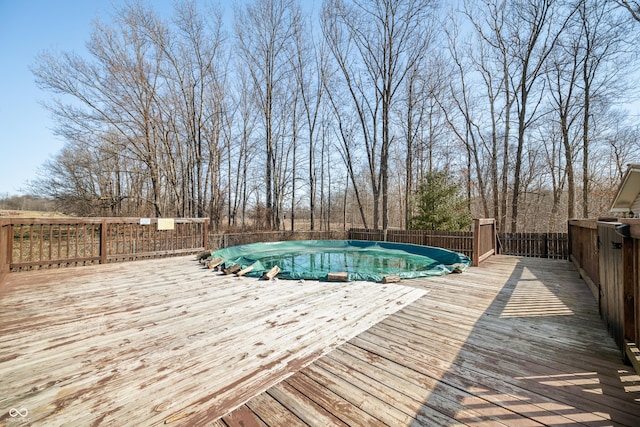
{"left": 414, "top": 256, "right": 639, "bottom": 425}
{"left": 219, "top": 256, "right": 640, "bottom": 426}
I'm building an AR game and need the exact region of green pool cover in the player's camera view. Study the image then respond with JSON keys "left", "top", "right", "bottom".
{"left": 211, "top": 240, "right": 470, "bottom": 282}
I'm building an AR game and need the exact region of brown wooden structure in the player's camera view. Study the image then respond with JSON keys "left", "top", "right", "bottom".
{"left": 0, "top": 219, "right": 10, "bottom": 284}
{"left": 569, "top": 218, "right": 640, "bottom": 374}
{"left": 348, "top": 228, "right": 474, "bottom": 256}
{"left": 499, "top": 232, "right": 568, "bottom": 259}
{"left": 473, "top": 218, "right": 497, "bottom": 265}
{"left": 209, "top": 230, "right": 347, "bottom": 249}
{"left": 0, "top": 217, "right": 209, "bottom": 273}
{"left": 0, "top": 218, "right": 499, "bottom": 282}
{"left": 349, "top": 218, "right": 498, "bottom": 266}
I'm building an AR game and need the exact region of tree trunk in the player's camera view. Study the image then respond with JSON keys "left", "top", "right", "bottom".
{"left": 582, "top": 84, "right": 590, "bottom": 219}
{"left": 562, "top": 117, "right": 575, "bottom": 219}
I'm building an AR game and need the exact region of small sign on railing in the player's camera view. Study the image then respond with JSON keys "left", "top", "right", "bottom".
{"left": 157, "top": 218, "right": 175, "bottom": 230}
{"left": 139, "top": 218, "right": 151, "bottom": 225}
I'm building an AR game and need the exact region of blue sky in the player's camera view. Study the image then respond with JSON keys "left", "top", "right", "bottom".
{"left": 0, "top": 0, "right": 219, "bottom": 196}
{"left": 1, "top": 1, "right": 115, "bottom": 195}
{"left": 0, "top": 0, "right": 320, "bottom": 197}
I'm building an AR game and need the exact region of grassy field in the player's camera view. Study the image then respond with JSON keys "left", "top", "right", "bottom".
{"left": 0, "top": 210, "right": 68, "bottom": 218}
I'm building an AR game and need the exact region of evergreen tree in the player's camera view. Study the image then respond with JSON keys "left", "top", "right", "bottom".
{"left": 410, "top": 170, "right": 472, "bottom": 231}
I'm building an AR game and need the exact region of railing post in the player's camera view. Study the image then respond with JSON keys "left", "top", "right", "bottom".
{"left": 203, "top": 218, "right": 209, "bottom": 249}
{"left": 492, "top": 219, "right": 497, "bottom": 256}
{"left": 0, "top": 220, "right": 11, "bottom": 283}
{"left": 472, "top": 219, "right": 480, "bottom": 266}
{"left": 567, "top": 221, "right": 573, "bottom": 262}
{"left": 100, "top": 219, "right": 108, "bottom": 264}
{"left": 622, "top": 235, "right": 635, "bottom": 345}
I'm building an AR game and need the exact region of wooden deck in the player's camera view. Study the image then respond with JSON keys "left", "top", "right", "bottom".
{"left": 1, "top": 256, "right": 639, "bottom": 426}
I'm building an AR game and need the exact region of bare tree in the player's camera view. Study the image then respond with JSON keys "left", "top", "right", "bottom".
{"left": 235, "top": 0, "right": 301, "bottom": 229}
{"left": 507, "top": 0, "right": 568, "bottom": 232}
{"left": 31, "top": 142, "right": 102, "bottom": 216}
{"left": 322, "top": 0, "right": 434, "bottom": 232}
{"left": 577, "top": 0, "right": 633, "bottom": 217}
{"left": 142, "top": 1, "right": 228, "bottom": 219}
{"left": 546, "top": 26, "right": 582, "bottom": 219}
{"left": 537, "top": 123, "right": 567, "bottom": 230}
{"left": 460, "top": 0, "right": 517, "bottom": 230}
{"left": 233, "top": 68, "right": 259, "bottom": 230}
{"left": 603, "top": 115, "right": 640, "bottom": 180}
{"left": 401, "top": 64, "right": 424, "bottom": 228}
{"left": 440, "top": 19, "right": 490, "bottom": 218}
{"left": 33, "top": 2, "right": 169, "bottom": 216}
{"left": 292, "top": 14, "right": 327, "bottom": 230}
{"left": 612, "top": 0, "right": 640, "bottom": 22}
{"left": 324, "top": 72, "right": 370, "bottom": 228}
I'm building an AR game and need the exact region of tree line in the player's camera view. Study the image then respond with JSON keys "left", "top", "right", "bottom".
{"left": 30, "top": 0, "right": 640, "bottom": 232}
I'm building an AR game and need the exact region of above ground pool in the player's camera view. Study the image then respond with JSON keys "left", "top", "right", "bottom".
{"left": 210, "top": 240, "right": 471, "bottom": 282}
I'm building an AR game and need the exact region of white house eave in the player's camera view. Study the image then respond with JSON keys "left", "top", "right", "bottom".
{"left": 610, "top": 164, "right": 640, "bottom": 213}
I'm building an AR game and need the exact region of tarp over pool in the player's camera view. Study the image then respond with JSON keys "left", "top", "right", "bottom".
{"left": 211, "top": 240, "right": 471, "bottom": 282}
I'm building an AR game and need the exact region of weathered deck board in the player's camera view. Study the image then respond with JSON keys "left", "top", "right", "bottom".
{"left": 2, "top": 255, "right": 640, "bottom": 425}
{"left": 0, "top": 256, "right": 424, "bottom": 426}
{"left": 226, "top": 256, "right": 640, "bottom": 426}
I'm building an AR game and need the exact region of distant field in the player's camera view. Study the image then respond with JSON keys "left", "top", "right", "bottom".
{"left": 0, "top": 210, "right": 68, "bottom": 218}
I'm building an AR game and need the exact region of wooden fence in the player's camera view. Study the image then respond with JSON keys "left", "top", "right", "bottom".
{"left": 349, "top": 228, "right": 474, "bottom": 257}
{"left": 0, "top": 216, "right": 577, "bottom": 282}
{"left": 0, "top": 217, "right": 501, "bottom": 281}
{"left": 498, "top": 232, "right": 569, "bottom": 260}
{"left": 1, "top": 217, "right": 209, "bottom": 272}
{"left": 568, "top": 218, "right": 640, "bottom": 374}
{"left": 568, "top": 220, "right": 599, "bottom": 300}
{"left": 349, "top": 218, "right": 497, "bottom": 266}
{"left": 0, "top": 218, "right": 351, "bottom": 277}
{"left": 208, "top": 230, "right": 347, "bottom": 249}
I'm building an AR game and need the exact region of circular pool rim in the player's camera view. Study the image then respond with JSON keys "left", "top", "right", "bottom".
{"left": 210, "top": 239, "right": 470, "bottom": 282}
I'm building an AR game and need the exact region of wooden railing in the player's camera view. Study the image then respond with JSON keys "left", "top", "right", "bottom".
{"left": 349, "top": 219, "right": 497, "bottom": 266}
{"left": 568, "top": 220, "right": 599, "bottom": 300}
{"left": 498, "top": 232, "right": 568, "bottom": 260}
{"left": 1, "top": 217, "right": 209, "bottom": 272}
{"left": 568, "top": 218, "right": 640, "bottom": 374}
{"left": 473, "top": 219, "right": 497, "bottom": 266}
{"left": 208, "top": 230, "right": 347, "bottom": 249}
{"left": 0, "top": 217, "right": 501, "bottom": 281}
{"left": 349, "top": 228, "right": 473, "bottom": 257}
{"left": 0, "top": 219, "right": 10, "bottom": 283}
